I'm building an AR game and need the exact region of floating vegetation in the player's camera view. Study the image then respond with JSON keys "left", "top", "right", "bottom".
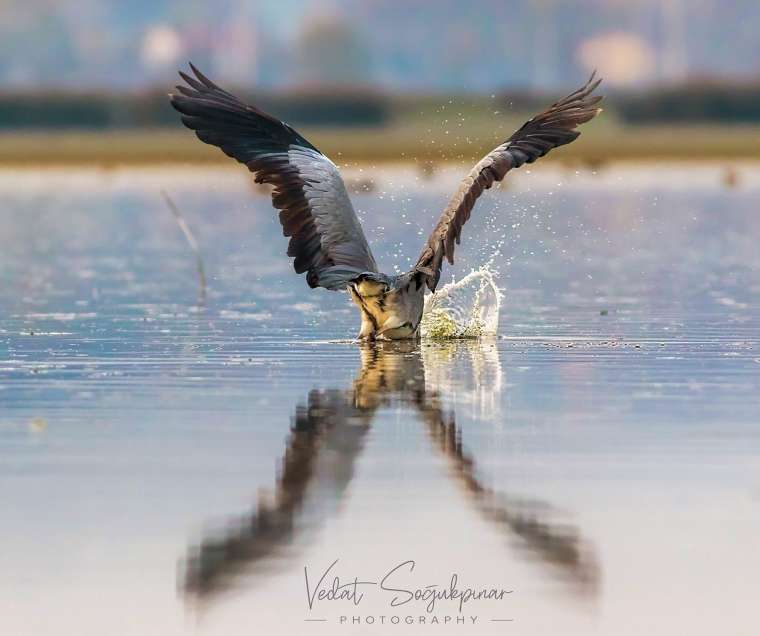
{"left": 347, "top": 176, "right": 376, "bottom": 193}
{"left": 28, "top": 417, "right": 47, "bottom": 433}
{"left": 420, "top": 266, "right": 502, "bottom": 339}
{"left": 722, "top": 165, "right": 739, "bottom": 189}
{"left": 417, "top": 160, "right": 438, "bottom": 181}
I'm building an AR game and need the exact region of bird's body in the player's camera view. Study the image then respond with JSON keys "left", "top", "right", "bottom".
{"left": 170, "top": 65, "right": 602, "bottom": 339}
{"left": 349, "top": 272, "right": 426, "bottom": 339}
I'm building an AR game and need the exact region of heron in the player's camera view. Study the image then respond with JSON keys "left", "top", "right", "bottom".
{"left": 170, "top": 65, "right": 602, "bottom": 340}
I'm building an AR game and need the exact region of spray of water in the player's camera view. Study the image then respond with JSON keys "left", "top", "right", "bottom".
{"left": 420, "top": 266, "right": 502, "bottom": 339}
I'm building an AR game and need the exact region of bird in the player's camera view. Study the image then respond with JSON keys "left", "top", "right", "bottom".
{"left": 169, "top": 65, "right": 602, "bottom": 340}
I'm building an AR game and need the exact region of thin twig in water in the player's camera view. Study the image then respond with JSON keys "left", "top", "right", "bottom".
{"left": 160, "top": 189, "right": 207, "bottom": 303}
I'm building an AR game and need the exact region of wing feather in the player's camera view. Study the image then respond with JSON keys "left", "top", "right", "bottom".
{"left": 416, "top": 74, "right": 603, "bottom": 291}
{"left": 170, "top": 63, "right": 377, "bottom": 290}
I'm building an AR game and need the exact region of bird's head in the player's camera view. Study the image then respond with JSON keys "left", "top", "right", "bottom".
{"left": 353, "top": 268, "right": 430, "bottom": 298}
{"left": 349, "top": 270, "right": 429, "bottom": 339}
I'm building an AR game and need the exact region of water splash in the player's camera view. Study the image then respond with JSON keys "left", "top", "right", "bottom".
{"left": 420, "top": 266, "right": 502, "bottom": 339}
{"left": 422, "top": 339, "right": 504, "bottom": 420}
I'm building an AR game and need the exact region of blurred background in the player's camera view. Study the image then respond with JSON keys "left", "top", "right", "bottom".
{"left": 1, "top": 0, "right": 759, "bottom": 165}
{"left": 2, "top": 6, "right": 760, "bottom": 636}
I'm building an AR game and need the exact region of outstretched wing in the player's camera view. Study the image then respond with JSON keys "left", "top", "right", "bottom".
{"left": 415, "top": 74, "right": 603, "bottom": 291}
{"left": 170, "top": 64, "right": 378, "bottom": 290}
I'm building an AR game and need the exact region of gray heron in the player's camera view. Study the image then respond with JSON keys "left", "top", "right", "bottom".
{"left": 170, "top": 65, "right": 602, "bottom": 339}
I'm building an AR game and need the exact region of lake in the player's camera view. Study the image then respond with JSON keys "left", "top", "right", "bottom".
{"left": 1, "top": 163, "right": 759, "bottom": 635}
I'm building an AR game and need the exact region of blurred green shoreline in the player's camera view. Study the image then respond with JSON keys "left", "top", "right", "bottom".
{"left": 1, "top": 123, "right": 758, "bottom": 166}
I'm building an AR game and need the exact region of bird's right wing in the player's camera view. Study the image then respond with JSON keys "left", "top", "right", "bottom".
{"left": 170, "top": 64, "right": 378, "bottom": 290}
{"left": 415, "top": 74, "right": 603, "bottom": 291}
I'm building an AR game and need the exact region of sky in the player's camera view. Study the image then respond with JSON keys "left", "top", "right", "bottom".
{"left": 0, "top": 0, "right": 758, "bottom": 92}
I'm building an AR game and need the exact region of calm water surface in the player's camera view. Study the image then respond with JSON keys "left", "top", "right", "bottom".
{"left": 1, "top": 164, "right": 759, "bottom": 635}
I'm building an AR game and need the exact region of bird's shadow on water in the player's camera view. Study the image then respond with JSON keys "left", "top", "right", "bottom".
{"left": 179, "top": 339, "right": 600, "bottom": 607}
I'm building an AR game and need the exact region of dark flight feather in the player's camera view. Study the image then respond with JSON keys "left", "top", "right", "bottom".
{"left": 416, "top": 73, "right": 603, "bottom": 291}
{"left": 170, "top": 63, "right": 377, "bottom": 290}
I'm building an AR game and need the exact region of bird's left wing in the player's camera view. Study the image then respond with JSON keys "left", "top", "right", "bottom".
{"left": 415, "top": 74, "right": 603, "bottom": 291}
{"left": 170, "top": 64, "right": 378, "bottom": 290}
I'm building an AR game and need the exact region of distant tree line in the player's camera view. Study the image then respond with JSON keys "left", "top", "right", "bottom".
{"left": 614, "top": 83, "right": 760, "bottom": 124}
{"left": 1, "top": 83, "right": 760, "bottom": 129}
{"left": 499, "top": 82, "right": 760, "bottom": 124}
{"left": 0, "top": 89, "right": 390, "bottom": 129}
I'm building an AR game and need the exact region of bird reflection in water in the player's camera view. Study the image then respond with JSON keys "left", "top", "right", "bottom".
{"left": 180, "top": 341, "right": 599, "bottom": 603}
